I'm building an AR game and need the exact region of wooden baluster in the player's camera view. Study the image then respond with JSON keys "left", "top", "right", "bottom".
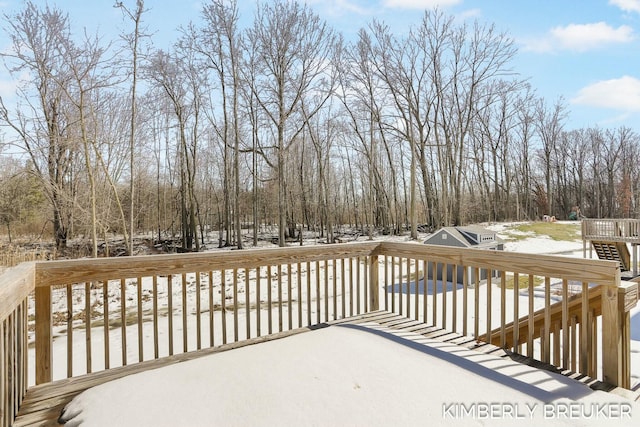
{"left": 485, "top": 271, "right": 492, "bottom": 344}
{"left": 221, "top": 270, "right": 228, "bottom": 344}
{"left": 196, "top": 272, "right": 202, "bottom": 350}
{"left": 208, "top": 271, "right": 214, "bottom": 346}
{"left": 120, "top": 279, "right": 127, "bottom": 364}
{"left": 589, "top": 309, "right": 597, "bottom": 378}
{"left": 316, "top": 261, "right": 322, "bottom": 323}
{"left": 306, "top": 261, "right": 312, "bottom": 325}
{"left": 500, "top": 272, "right": 506, "bottom": 348}
{"left": 442, "top": 262, "right": 448, "bottom": 330}
{"left": 561, "top": 279, "right": 569, "bottom": 369}
{"left": 356, "top": 257, "right": 361, "bottom": 315}
{"left": 349, "top": 258, "right": 354, "bottom": 318}
{"left": 85, "top": 282, "right": 92, "bottom": 374}
{"left": 414, "top": 258, "right": 419, "bottom": 321}
{"left": 332, "top": 260, "right": 338, "bottom": 320}
{"left": 266, "top": 266, "right": 271, "bottom": 335}
{"left": 580, "top": 282, "right": 592, "bottom": 375}
{"left": 405, "top": 258, "right": 410, "bottom": 319}
{"left": 256, "top": 268, "right": 261, "bottom": 338}
{"left": 104, "top": 280, "right": 111, "bottom": 368}
{"left": 451, "top": 264, "right": 457, "bottom": 333}
{"left": 543, "top": 277, "right": 551, "bottom": 364}
{"left": 421, "top": 259, "right": 428, "bottom": 324}
{"left": 398, "top": 257, "right": 403, "bottom": 317}
{"left": 245, "top": 268, "right": 250, "bottom": 340}
{"left": 474, "top": 268, "right": 480, "bottom": 338}
{"left": 137, "top": 276, "right": 143, "bottom": 362}
{"left": 323, "top": 260, "right": 329, "bottom": 322}
{"left": 433, "top": 262, "right": 439, "bottom": 327}
{"left": 67, "top": 284, "right": 73, "bottom": 377}
{"left": 384, "top": 256, "right": 389, "bottom": 312}
{"left": 462, "top": 265, "right": 468, "bottom": 336}
{"left": 527, "top": 275, "right": 534, "bottom": 358}
{"left": 391, "top": 257, "right": 396, "bottom": 314}
{"left": 167, "top": 275, "right": 173, "bottom": 355}
{"left": 297, "top": 262, "right": 303, "bottom": 328}
{"left": 287, "top": 263, "right": 293, "bottom": 330}
{"left": 182, "top": 273, "right": 188, "bottom": 352}
{"left": 152, "top": 276, "right": 159, "bottom": 359}
{"left": 369, "top": 255, "right": 379, "bottom": 312}
{"left": 540, "top": 326, "right": 546, "bottom": 364}
{"left": 570, "top": 315, "right": 577, "bottom": 372}
{"left": 233, "top": 269, "right": 239, "bottom": 341}
{"left": 553, "top": 322, "right": 561, "bottom": 367}
{"left": 277, "top": 265, "right": 283, "bottom": 332}
{"left": 21, "top": 300, "right": 28, "bottom": 401}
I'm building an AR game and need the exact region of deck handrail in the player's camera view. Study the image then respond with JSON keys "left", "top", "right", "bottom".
{"left": 375, "top": 242, "right": 637, "bottom": 388}
{"left": 582, "top": 218, "right": 640, "bottom": 242}
{"left": 0, "top": 262, "right": 34, "bottom": 427}
{"left": 581, "top": 218, "right": 640, "bottom": 276}
{"left": 1, "top": 241, "right": 638, "bottom": 427}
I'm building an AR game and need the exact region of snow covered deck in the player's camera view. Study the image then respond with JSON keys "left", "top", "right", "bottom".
{"left": 1, "top": 241, "right": 639, "bottom": 426}
{"left": 14, "top": 311, "right": 640, "bottom": 426}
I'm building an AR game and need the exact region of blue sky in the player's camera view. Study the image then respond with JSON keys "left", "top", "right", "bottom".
{"left": 0, "top": 0, "right": 639, "bottom": 133}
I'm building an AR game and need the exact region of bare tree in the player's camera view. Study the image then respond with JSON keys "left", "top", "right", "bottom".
{"left": 147, "top": 49, "right": 200, "bottom": 250}
{"left": 247, "top": 0, "right": 338, "bottom": 246}
{"left": 0, "top": 2, "right": 77, "bottom": 250}
{"left": 58, "top": 29, "right": 117, "bottom": 256}
{"left": 115, "top": 0, "right": 147, "bottom": 254}
{"left": 191, "top": 0, "right": 245, "bottom": 248}
{"left": 535, "top": 97, "right": 566, "bottom": 217}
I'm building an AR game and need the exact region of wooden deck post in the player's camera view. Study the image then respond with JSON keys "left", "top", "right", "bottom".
{"left": 35, "top": 285, "right": 52, "bottom": 385}
{"left": 369, "top": 255, "right": 379, "bottom": 311}
{"left": 601, "top": 281, "right": 637, "bottom": 388}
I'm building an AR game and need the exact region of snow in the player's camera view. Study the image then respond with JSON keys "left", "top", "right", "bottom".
{"left": 59, "top": 322, "right": 639, "bottom": 426}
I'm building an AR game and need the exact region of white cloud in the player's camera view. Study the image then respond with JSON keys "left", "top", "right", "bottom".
{"left": 306, "top": 0, "right": 373, "bottom": 16}
{"left": 523, "top": 22, "right": 634, "bottom": 53}
{"left": 382, "top": 0, "right": 462, "bottom": 9}
{"left": 552, "top": 22, "right": 634, "bottom": 50}
{"left": 457, "top": 8, "right": 482, "bottom": 20}
{"left": 609, "top": 0, "right": 640, "bottom": 13}
{"left": 571, "top": 76, "right": 640, "bottom": 111}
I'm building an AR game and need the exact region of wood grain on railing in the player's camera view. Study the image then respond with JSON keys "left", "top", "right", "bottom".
{"left": 375, "top": 242, "right": 634, "bottom": 388}
{"left": 33, "top": 243, "right": 379, "bottom": 384}
{"left": 18, "top": 240, "right": 637, "bottom": 395}
{"left": 0, "top": 263, "right": 34, "bottom": 427}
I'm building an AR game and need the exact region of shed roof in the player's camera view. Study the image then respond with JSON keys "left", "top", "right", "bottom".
{"left": 424, "top": 226, "right": 502, "bottom": 248}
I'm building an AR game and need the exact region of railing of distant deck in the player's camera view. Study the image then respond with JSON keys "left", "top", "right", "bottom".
{"left": 582, "top": 218, "right": 640, "bottom": 244}
{"left": 0, "top": 241, "right": 637, "bottom": 427}
{"left": 582, "top": 218, "right": 640, "bottom": 275}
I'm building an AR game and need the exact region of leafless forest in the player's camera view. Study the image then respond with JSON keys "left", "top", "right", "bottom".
{"left": 0, "top": 0, "right": 638, "bottom": 255}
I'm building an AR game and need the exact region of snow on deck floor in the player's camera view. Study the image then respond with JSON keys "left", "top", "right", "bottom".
{"left": 59, "top": 322, "right": 639, "bottom": 427}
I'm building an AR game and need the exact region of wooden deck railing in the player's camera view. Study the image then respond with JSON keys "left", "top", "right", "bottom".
{"left": 0, "top": 262, "right": 32, "bottom": 427}
{"left": 378, "top": 242, "right": 637, "bottom": 388}
{"left": 581, "top": 218, "right": 640, "bottom": 275}
{"left": 0, "top": 241, "right": 638, "bottom": 427}
{"left": 0, "top": 249, "right": 52, "bottom": 269}
{"left": 582, "top": 218, "right": 640, "bottom": 243}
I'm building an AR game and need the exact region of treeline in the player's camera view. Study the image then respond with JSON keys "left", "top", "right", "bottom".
{"left": 0, "top": 1, "right": 638, "bottom": 254}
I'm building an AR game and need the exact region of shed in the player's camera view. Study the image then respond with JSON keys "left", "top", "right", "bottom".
{"left": 423, "top": 226, "right": 503, "bottom": 284}
{"left": 424, "top": 226, "right": 504, "bottom": 250}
